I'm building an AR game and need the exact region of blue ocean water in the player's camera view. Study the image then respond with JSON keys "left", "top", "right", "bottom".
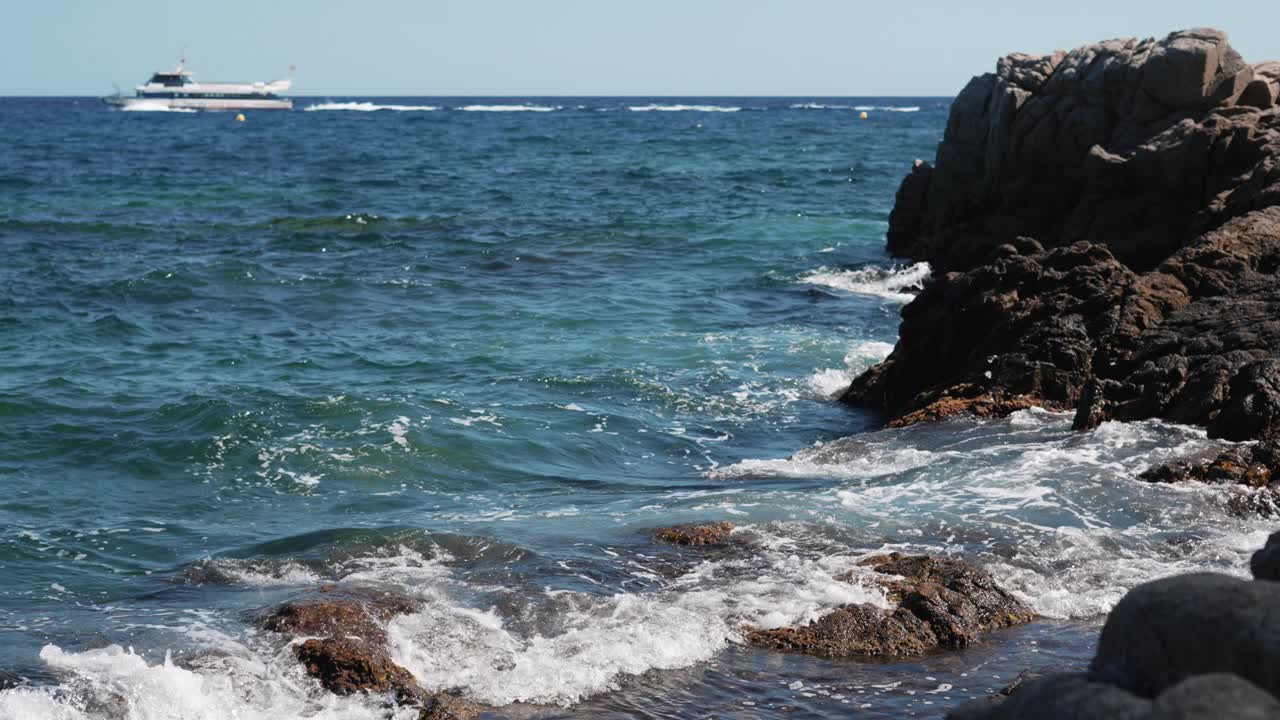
{"left": 0, "top": 97, "right": 1270, "bottom": 719}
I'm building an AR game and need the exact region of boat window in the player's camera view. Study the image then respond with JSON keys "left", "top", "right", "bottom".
{"left": 149, "top": 73, "right": 186, "bottom": 87}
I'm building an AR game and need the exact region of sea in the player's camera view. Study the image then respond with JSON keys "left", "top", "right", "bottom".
{"left": 0, "top": 96, "right": 1271, "bottom": 719}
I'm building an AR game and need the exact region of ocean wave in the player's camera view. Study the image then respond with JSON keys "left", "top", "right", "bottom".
{"left": 6, "top": 639, "right": 390, "bottom": 720}
{"left": 715, "top": 409, "right": 1267, "bottom": 621}
{"left": 799, "top": 262, "right": 931, "bottom": 302}
{"left": 1, "top": 537, "right": 891, "bottom": 713}
{"left": 627, "top": 104, "right": 742, "bottom": 112}
{"left": 805, "top": 340, "right": 895, "bottom": 400}
{"left": 457, "top": 104, "right": 559, "bottom": 112}
{"left": 386, "top": 539, "right": 887, "bottom": 706}
{"left": 789, "top": 103, "right": 922, "bottom": 112}
{"left": 303, "top": 102, "right": 439, "bottom": 112}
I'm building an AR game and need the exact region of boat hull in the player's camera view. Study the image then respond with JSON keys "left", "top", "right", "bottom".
{"left": 104, "top": 96, "right": 292, "bottom": 111}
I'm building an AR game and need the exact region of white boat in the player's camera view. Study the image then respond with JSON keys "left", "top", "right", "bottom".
{"left": 104, "top": 59, "right": 293, "bottom": 111}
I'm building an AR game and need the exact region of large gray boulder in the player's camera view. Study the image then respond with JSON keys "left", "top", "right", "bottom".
{"left": 1091, "top": 574, "right": 1280, "bottom": 697}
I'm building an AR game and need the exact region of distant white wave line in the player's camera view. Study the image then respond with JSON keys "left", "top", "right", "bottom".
{"left": 789, "top": 103, "right": 921, "bottom": 112}
{"left": 628, "top": 104, "right": 742, "bottom": 112}
{"left": 304, "top": 101, "right": 439, "bottom": 112}
{"left": 799, "top": 262, "right": 931, "bottom": 302}
{"left": 458, "top": 104, "right": 559, "bottom": 112}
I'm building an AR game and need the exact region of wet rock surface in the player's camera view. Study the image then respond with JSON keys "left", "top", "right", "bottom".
{"left": 259, "top": 587, "right": 481, "bottom": 719}
{"left": 951, "top": 532, "right": 1280, "bottom": 718}
{"left": 652, "top": 521, "right": 738, "bottom": 547}
{"left": 845, "top": 28, "right": 1280, "bottom": 449}
{"left": 748, "top": 553, "right": 1033, "bottom": 659}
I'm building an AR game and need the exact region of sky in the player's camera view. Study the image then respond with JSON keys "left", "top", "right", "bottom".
{"left": 3, "top": 1, "right": 1278, "bottom": 96}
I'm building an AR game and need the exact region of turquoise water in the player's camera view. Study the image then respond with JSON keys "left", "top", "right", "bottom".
{"left": 0, "top": 97, "right": 1270, "bottom": 719}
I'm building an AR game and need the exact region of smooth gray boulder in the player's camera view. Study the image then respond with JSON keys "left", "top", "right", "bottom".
{"left": 1253, "top": 531, "right": 1280, "bottom": 581}
{"left": 1090, "top": 573, "right": 1280, "bottom": 698}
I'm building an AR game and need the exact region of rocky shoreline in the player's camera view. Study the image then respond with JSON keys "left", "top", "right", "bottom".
{"left": 96, "top": 29, "right": 1280, "bottom": 719}
{"left": 846, "top": 26, "right": 1280, "bottom": 718}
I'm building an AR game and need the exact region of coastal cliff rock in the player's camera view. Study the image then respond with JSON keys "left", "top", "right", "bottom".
{"left": 845, "top": 28, "right": 1280, "bottom": 442}
{"left": 259, "top": 587, "right": 481, "bottom": 719}
{"left": 950, "top": 534, "right": 1280, "bottom": 718}
{"left": 748, "top": 553, "right": 1032, "bottom": 658}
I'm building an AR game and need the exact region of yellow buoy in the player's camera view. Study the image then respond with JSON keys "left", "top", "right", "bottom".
{"left": 236, "top": 113, "right": 246, "bottom": 122}
{"left": 859, "top": 111, "right": 869, "bottom": 120}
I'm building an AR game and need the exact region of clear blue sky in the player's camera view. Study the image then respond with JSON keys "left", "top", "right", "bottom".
{"left": 4, "top": 1, "right": 1277, "bottom": 96}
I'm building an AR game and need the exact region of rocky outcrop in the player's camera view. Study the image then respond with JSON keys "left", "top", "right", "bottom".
{"left": 1138, "top": 437, "right": 1280, "bottom": 516}
{"left": 652, "top": 521, "right": 737, "bottom": 547}
{"left": 748, "top": 553, "right": 1032, "bottom": 658}
{"left": 951, "top": 533, "right": 1280, "bottom": 718}
{"left": 888, "top": 28, "right": 1267, "bottom": 273}
{"left": 845, "top": 29, "right": 1280, "bottom": 447}
{"left": 259, "top": 587, "right": 481, "bottom": 719}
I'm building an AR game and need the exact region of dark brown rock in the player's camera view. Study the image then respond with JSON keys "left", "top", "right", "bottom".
{"left": 260, "top": 588, "right": 483, "bottom": 717}
{"left": 258, "top": 587, "right": 420, "bottom": 644}
{"left": 1139, "top": 439, "right": 1279, "bottom": 491}
{"left": 749, "top": 554, "right": 1032, "bottom": 659}
{"left": 653, "top": 521, "right": 735, "bottom": 547}
{"left": 748, "top": 604, "right": 936, "bottom": 658}
{"left": 294, "top": 636, "right": 416, "bottom": 696}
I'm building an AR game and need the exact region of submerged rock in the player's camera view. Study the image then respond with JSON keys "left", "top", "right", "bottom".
{"left": 845, "top": 27, "right": 1280, "bottom": 449}
{"left": 748, "top": 553, "right": 1032, "bottom": 659}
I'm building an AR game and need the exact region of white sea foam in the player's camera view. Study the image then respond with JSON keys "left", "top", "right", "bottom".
{"left": 627, "top": 104, "right": 742, "bottom": 112}
{"left": 799, "top": 262, "right": 931, "bottom": 302}
{"left": 457, "top": 104, "right": 558, "bottom": 112}
{"left": 854, "top": 105, "right": 922, "bottom": 112}
{"left": 303, "top": 102, "right": 439, "bottom": 112}
{"left": 805, "top": 341, "right": 895, "bottom": 400}
{"left": 387, "top": 543, "right": 887, "bottom": 706}
{"left": 4, "top": 641, "right": 394, "bottom": 720}
{"left": 715, "top": 409, "right": 1268, "bottom": 620}
{"left": 194, "top": 557, "right": 323, "bottom": 586}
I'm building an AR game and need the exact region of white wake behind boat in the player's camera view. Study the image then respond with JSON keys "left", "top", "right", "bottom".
{"left": 103, "top": 59, "right": 293, "bottom": 111}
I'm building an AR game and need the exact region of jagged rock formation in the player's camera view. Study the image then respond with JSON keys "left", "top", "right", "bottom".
{"left": 747, "top": 553, "right": 1032, "bottom": 658}
{"left": 845, "top": 29, "right": 1280, "bottom": 447}
{"left": 950, "top": 533, "right": 1280, "bottom": 719}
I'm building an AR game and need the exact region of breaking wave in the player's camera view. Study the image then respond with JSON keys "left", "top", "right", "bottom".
{"left": 303, "top": 102, "right": 439, "bottom": 112}
{"left": 628, "top": 104, "right": 742, "bottom": 112}
{"left": 712, "top": 409, "right": 1270, "bottom": 621}
{"left": 457, "top": 104, "right": 559, "bottom": 112}
{"left": 799, "top": 262, "right": 932, "bottom": 302}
